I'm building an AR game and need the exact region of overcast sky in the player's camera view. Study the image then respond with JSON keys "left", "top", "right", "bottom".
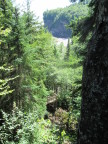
{"left": 15, "top": 0, "right": 71, "bottom": 21}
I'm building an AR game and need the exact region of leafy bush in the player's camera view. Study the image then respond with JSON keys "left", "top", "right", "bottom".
{"left": 0, "top": 108, "right": 58, "bottom": 144}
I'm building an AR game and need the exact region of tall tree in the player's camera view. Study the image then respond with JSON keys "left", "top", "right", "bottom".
{"left": 64, "top": 38, "right": 71, "bottom": 61}
{"left": 9, "top": 7, "right": 25, "bottom": 109}
{"left": 71, "top": 0, "right": 108, "bottom": 143}
{"left": 0, "top": 0, "right": 15, "bottom": 112}
{"left": 0, "top": 0, "right": 13, "bottom": 73}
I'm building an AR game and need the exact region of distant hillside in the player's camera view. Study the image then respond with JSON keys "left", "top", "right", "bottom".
{"left": 43, "top": 4, "right": 88, "bottom": 38}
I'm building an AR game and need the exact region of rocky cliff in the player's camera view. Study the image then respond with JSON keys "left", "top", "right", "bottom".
{"left": 43, "top": 4, "right": 88, "bottom": 38}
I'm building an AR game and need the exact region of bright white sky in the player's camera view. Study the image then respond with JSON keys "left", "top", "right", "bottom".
{"left": 15, "top": 0, "right": 71, "bottom": 21}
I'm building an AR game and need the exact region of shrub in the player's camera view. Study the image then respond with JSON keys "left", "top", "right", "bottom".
{"left": 0, "top": 108, "right": 57, "bottom": 144}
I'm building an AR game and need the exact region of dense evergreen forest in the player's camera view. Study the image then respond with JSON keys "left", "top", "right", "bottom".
{"left": 0, "top": 0, "right": 108, "bottom": 144}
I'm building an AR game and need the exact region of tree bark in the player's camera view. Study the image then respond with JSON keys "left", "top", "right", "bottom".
{"left": 77, "top": 0, "right": 108, "bottom": 144}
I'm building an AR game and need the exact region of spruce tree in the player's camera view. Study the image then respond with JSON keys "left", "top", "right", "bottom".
{"left": 71, "top": 0, "right": 108, "bottom": 143}
{"left": 9, "top": 7, "right": 25, "bottom": 109}
{"left": 0, "top": 0, "right": 15, "bottom": 112}
{"left": 64, "top": 38, "right": 71, "bottom": 61}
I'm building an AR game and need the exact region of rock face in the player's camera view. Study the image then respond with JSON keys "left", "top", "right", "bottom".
{"left": 43, "top": 4, "right": 88, "bottom": 38}
{"left": 44, "top": 18, "right": 72, "bottom": 38}
{"left": 43, "top": 8, "right": 72, "bottom": 38}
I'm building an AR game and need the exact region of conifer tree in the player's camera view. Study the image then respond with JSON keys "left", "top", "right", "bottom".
{"left": 0, "top": 0, "right": 13, "bottom": 72}
{"left": 0, "top": 0, "right": 15, "bottom": 112}
{"left": 64, "top": 38, "right": 71, "bottom": 61}
{"left": 71, "top": 0, "right": 108, "bottom": 143}
{"left": 9, "top": 7, "right": 25, "bottom": 109}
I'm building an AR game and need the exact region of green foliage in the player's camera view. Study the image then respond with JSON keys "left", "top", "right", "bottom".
{"left": 0, "top": 108, "right": 57, "bottom": 144}
{"left": 0, "top": 66, "right": 14, "bottom": 96}
{"left": 0, "top": 0, "right": 90, "bottom": 143}
{"left": 46, "top": 37, "right": 82, "bottom": 117}
{"left": 0, "top": 21, "right": 15, "bottom": 108}
{"left": 0, "top": 0, "right": 55, "bottom": 114}
{"left": 70, "top": 0, "right": 91, "bottom": 4}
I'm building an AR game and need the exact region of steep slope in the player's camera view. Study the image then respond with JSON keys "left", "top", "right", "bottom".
{"left": 43, "top": 4, "right": 88, "bottom": 38}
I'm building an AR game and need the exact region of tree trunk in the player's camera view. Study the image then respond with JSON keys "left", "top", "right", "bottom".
{"left": 77, "top": 1, "right": 108, "bottom": 144}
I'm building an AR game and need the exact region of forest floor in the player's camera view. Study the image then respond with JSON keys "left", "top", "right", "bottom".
{"left": 46, "top": 105, "right": 76, "bottom": 144}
